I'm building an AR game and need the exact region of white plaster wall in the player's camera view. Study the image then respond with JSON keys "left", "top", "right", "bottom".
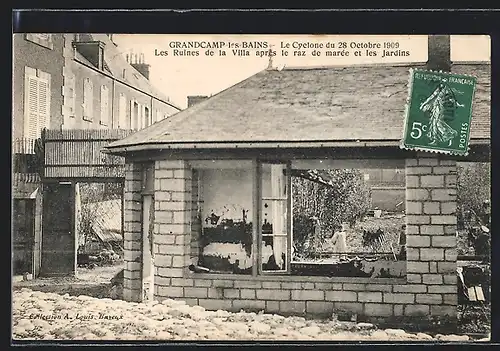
{"left": 201, "top": 169, "right": 253, "bottom": 224}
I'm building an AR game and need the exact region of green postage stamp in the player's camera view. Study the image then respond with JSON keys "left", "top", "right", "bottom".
{"left": 401, "top": 69, "right": 477, "bottom": 156}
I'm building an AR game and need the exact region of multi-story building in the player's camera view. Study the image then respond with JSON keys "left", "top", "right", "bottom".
{"left": 12, "top": 33, "right": 181, "bottom": 276}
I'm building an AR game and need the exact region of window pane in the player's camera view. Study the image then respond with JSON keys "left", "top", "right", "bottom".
{"left": 261, "top": 163, "right": 288, "bottom": 272}
{"left": 290, "top": 165, "right": 407, "bottom": 279}
{"left": 191, "top": 161, "right": 253, "bottom": 275}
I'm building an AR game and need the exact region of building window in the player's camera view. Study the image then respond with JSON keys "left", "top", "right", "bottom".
{"left": 83, "top": 78, "right": 93, "bottom": 121}
{"left": 154, "top": 109, "right": 160, "bottom": 123}
{"left": 23, "top": 67, "right": 51, "bottom": 151}
{"left": 100, "top": 85, "right": 109, "bottom": 126}
{"left": 261, "top": 162, "right": 290, "bottom": 273}
{"left": 144, "top": 106, "right": 150, "bottom": 127}
{"left": 25, "top": 33, "right": 54, "bottom": 50}
{"left": 64, "top": 73, "right": 76, "bottom": 117}
{"left": 118, "top": 93, "right": 127, "bottom": 129}
{"left": 190, "top": 159, "right": 407, "bottom": 278}
{"left": 131, "top": 101, "right": 139, "bottom": 130}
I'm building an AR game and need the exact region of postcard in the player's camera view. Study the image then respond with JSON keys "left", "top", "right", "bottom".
{"left": 12, "top": 32, "right": 491, "bottom": 343}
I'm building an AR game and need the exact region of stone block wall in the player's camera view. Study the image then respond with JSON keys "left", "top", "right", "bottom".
{"left": 153, "top": 160, "right": 193, "bottom": 299}
{"left": 122, "top": 162, "right": 143, "bottom": 302}
{"left": 404, "top": 155, "right": 458, "bottom": 321}
{"left": 122, "top": 155, "right": 459, "bottom": 328}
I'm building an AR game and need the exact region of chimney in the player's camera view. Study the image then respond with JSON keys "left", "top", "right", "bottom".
{"left": 130, "top": 52, "right": 150, "bottom": 80}
{"left": 427, "top": 35, "right": 451, "bottom": 72}
{"left": 187, "top": 95, "right": 209, "bottom": 108}
{"left": 72, "top": 40, "right": 106, "bottom": 70}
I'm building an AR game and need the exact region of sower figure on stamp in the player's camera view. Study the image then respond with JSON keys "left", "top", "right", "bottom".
{"left": 419, "top": 82, "right": 464, "bottom": 146}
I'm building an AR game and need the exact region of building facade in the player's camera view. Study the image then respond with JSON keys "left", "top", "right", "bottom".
{"left": 12, "top": 33, "right": 181, "bottom": 276}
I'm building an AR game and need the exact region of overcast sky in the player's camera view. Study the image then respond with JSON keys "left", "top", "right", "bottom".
{"left": 112, "top": 35, "right": 490, "bottom": 109}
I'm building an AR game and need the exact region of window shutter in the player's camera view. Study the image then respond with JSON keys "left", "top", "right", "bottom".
{"left": 24, "top": 75, "right": 39, "bottom": 142}
{"left": 83, "top": 78, "right": 93, "bottom": 120}
{"left": 38, "top": 78, "right": 50, "bottom": 131}
{"left": 66, "top": 74, "right": 75, "bottom": 116}
{"left": 130, "top": 99, "right": 134, "bottom": 130}
{"left": 100, "top": 85, "right": 109, "bottom": 126}
{"left": 119, "top": 94, "right": 127, "bottom": 128}
{"left": 144, "top": 106, "right": 150, "bottom": 127}
{"left": 137, "top": 103, "right": 143, "bottom": 130}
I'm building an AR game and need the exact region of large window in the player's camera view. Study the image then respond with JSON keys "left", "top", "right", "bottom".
{"left": 190, "top": 160, "right": 254, "bottom": 275}
{"left": 189, "top": 159, "right": 406, "bottom": 278}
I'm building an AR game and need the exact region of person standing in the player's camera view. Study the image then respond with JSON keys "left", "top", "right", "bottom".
{"left": 331, "top": 222, "right": 348, "bottom": 260}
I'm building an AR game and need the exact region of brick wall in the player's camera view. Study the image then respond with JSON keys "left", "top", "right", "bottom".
{"left": 122, "top": 156, "right": 458, "bottom": 328}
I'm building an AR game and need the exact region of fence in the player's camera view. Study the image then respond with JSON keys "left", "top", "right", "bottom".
{"left": 43, "top": 129, "right": 134, "bottom": 179}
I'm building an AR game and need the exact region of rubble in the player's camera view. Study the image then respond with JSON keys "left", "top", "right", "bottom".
{"left": 12, "top": 288, "right": 477, "bottom": 341}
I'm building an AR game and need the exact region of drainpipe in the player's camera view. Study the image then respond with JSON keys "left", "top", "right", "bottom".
{"left": 150, "top": 96, "right": 154, "bottom": 124}
{"left": 111, "top": 78, "right": 116, "bottom": 128}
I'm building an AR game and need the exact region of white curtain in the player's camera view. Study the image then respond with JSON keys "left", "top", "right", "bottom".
{"left": 271, "top": 165, "right": 287, "bottom": 270}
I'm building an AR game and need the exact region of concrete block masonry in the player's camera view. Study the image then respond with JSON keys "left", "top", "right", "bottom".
{"left": 120, "top": 156, "right": 459, "bottom": 328}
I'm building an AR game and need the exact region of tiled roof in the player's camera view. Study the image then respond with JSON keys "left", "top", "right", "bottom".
{"left": 74, "top": 34, "right": 181, "bottom": 110}
{"left": 105, "top": 62, "right": 490, "bottom": 152}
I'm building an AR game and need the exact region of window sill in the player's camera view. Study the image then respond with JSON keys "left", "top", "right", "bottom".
{"left": 83, "top": 117, "right": 93, "bottom": 122}
{"left": 188, "top": 272, "right": 406, "bottom": 285}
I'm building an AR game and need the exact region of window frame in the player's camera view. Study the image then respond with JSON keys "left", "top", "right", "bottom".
{"left": 25, "top": 33, "right": 54, "bottom": 50}
{"left": 257, "top": 160, "right": 293, "bottom": 276}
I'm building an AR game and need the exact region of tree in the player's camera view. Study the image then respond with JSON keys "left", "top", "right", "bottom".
{"left": 292, "top": 169, "right": 372, "bottom": 257}
{"left": 457, "top": 162, "right": 491, "bottom": 228}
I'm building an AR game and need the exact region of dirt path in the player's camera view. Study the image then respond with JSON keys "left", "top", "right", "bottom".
{"left": 12, "top": 263, "right": 123, "bottom": 299}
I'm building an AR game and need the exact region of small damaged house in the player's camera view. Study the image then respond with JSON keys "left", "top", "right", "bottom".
{"left": 79, "top": 198, "right": 124, "bottom": 255}
{"left": 103, "top": 36, "right": 490, "bottom": 329}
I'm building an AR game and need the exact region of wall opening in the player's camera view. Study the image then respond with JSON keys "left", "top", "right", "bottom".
{"left": 188, "top": 158, "right": 406, "bottom": 279}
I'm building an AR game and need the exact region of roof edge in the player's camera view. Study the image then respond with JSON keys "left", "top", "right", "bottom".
{"left": 276, "top": 60, "right": 491, "bottom": 71}
{"left": 73, "top": 56, "right": 182, "bottom": 111}
{"left": 278, "top": 62, "right": 427, "bottom": 70}
{"left": 104, "top": 138, "right": 491, "bottom": 155}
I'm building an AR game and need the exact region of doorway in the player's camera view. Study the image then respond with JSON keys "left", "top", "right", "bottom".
{"left": 142, "top": 194, "right": 155, "bottom": 302}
